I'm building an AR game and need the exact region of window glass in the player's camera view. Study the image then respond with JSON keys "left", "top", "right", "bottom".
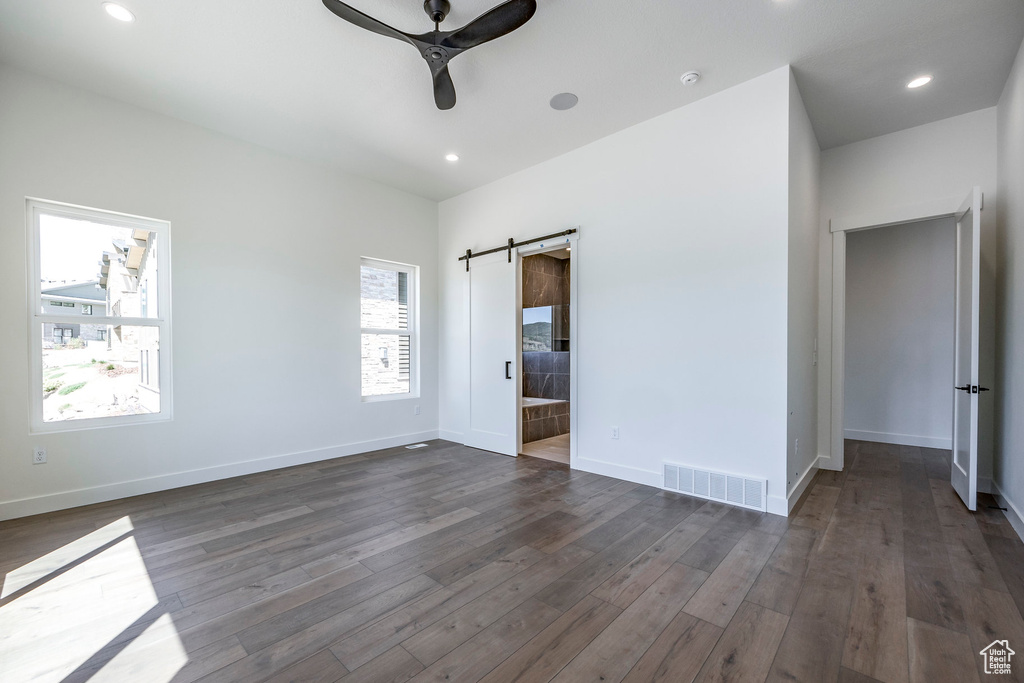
{"left": 39, "top": 214, "right": 158, "bottom": 319}
{"left": 42, "top": 325, "right": 161, "bottom": 422}
{"left": 360, "top": 260, "right": 416, "bottom": 399}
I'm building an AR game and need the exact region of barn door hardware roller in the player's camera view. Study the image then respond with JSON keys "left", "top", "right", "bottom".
{"left": 459, "top": 228, "right": 577, "bottom": 271}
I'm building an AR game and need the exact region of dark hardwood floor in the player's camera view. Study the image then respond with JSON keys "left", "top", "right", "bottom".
{"left": 1, "top": 439, "right": 1022, "bottom": 682}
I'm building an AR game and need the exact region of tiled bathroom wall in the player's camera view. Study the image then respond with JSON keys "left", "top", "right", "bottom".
{"left": 523, "top": 400, "right": 570, "bottom": 443}
{"left": 523, "top": 351, "right": 570, "bottom": 400}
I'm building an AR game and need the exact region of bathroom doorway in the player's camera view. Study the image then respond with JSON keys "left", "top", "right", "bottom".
{"left": 520, "top": 246, "right": 571, "bottom": 464}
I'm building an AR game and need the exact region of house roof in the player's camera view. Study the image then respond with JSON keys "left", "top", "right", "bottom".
{"left": 41, "top": 281, "right": 105, "bottom": 302}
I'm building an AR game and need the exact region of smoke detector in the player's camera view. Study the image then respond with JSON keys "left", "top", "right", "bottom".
{"left": 680, "top": 71, "right": 701, "bottom": 86}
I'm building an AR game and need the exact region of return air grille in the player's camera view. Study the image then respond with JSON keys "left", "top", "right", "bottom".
{"left": 662, "top": 462, "right": 767, "bottom": 512}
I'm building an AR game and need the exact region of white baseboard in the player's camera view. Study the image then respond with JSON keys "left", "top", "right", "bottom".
{"left": 0, "top": 429, "right": 440, "bottom": 521}
{"left": 786, "top": 455, "right": 823, "bottom": 514}
{"left": 438, "top": 429, "right": 464, "bottom": 443}
{"left": 575, "top": 457, "right": 661, "bottom": 488}
{"left": 844, "top": 429, "right": 951, "bottom": 450}
{"left": 817, "top": 454, "right": 838, "bottom": 472}
{"left": 992, "top": 480, "right": 1024, "bottom": 543}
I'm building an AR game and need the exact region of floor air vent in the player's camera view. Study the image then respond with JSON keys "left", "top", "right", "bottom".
{"left": 405, "top": 443, "right": 429, "bottom": 449}
{"left": 662, "top": 463, "right": 766, "bottom": 512}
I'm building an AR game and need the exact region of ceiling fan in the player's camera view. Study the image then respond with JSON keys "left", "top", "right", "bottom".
{"left": 322, "top": 0, "right": 537, "bottom": 110}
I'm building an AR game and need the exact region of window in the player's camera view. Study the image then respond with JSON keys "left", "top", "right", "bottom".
{"left": 360, "top": 258, "right": 418, "bottom": 400}
{"left": 29, "top": 199, "right": 171, "bottom": 432}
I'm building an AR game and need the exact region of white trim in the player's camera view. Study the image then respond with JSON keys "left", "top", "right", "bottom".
{"left": 992, "top": 480, "right": 1024, "bottom": 543}
{"left": 515, "top": 229, "right": 579, "bottom": 467}
{"left": 0, "top": 429, "right": 441, "bottom": 521}
{"left": 786, "top": 455, "right": 823, "bottom": 514}
{"left": 843, "top": 429, "right": 952, "bottom": 450}
{"left": 830, "top": 196, "right": 962, "bottom": 233}
{"left": 827, "top": 199, "right": 969, "bottom": 471}
{"left": 439, "top": 429, "right": 464, "bottom": 442}
{"left": 830, "top": 230, "right": 846, "bottom": 470}
{"left": 575, "top": 457, "right": 661, "bottom": 487}
{"left": 27, "top": 198, "right": 173, "bottom": 435}
{"left": 766, "top": 495, "right": 788, "bottom": 517}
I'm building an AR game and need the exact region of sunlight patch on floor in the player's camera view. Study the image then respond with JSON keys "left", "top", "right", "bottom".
{"left": 1, "top": 515, "right": 133, "bottom": 598}
{"left": 0, "top": 517, "right": 186, "bottom": 683}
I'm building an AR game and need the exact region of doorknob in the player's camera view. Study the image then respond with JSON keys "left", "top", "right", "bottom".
{"left": 955, "top": 385, "right": 972, "bottom": 393}
{"left": 505, "top": 361, "right": 512, "bottom": 380}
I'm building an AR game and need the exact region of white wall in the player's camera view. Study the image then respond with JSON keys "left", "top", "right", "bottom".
{"left": 844, "top": 218, "right": 956, "bottom": 449}
{"left": 439, "top": 67, "right": 794, "bottom": 514}
{"left": 0, "top": 66, "right": 439, "bottom": 519}
{"left": 817, "top": 108, "right": 998, "bottom": 484}
{"left": 787, "top": 72, "right": 821, "bottom": 506}
{"left": 995, "top": 36, "right": 1024, "bottom": 535}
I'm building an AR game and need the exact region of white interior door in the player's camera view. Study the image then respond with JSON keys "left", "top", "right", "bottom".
{"left": 951, "top": 187, "right": 983, "bottom": 511}
{"left": 465, "top": 251, "right": 517, "bottom": 456}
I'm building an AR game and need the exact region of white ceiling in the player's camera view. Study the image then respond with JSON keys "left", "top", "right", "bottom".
{"left": 1, "top": 0, "right": 1021, "bottom": 200}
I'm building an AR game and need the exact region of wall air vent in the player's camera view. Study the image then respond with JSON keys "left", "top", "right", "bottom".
{"left": 662, "top": 462, "right": 767, "bottom": 512}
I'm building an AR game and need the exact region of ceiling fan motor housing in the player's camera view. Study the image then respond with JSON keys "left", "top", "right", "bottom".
{"left": 424, "top": 0, "right": 451, "bottom": 23}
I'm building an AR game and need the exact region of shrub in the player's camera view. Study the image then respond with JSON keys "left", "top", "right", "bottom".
{"left": 106, "top": 364, "right": 115, "bottom": 371}
{"left": 58, "top": 382, "right": 86, "bottom": 395}
{"left": 44, "top": 380, "right": 64, "bottom": 393}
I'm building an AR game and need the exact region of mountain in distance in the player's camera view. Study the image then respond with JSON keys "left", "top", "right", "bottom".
{"left": 523, "top": 321, "right": 551, "bottom": 352}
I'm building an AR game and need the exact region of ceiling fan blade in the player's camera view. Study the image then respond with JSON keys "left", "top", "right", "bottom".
{"left": 432, "top": 65, "right": 457, "bottom": 110}
{"left": 321, "top": 0, "right": 415, "bottom": 46}
{"left": 442, "top": 0, "right": 537, "bottom": 50}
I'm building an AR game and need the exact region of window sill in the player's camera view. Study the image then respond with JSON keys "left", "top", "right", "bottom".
{"left": 31, "top": 412, "right": 172, "bottom": 435}
{"left": 361, "top": 392, "right": 419, "bottom": 404}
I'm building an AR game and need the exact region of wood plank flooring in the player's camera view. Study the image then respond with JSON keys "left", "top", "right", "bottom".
{"left": 1, "top": 439, "right": 1023, "bottom": 682}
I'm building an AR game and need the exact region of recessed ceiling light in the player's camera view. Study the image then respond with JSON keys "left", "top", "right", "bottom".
{"left": 680, "top": 71, "right": 701, "bottom": 86}
{"left": 907, "top": 76, "right": 932, "bottom": 89}
{"left": 550, "top": 93, "right": 579, "bottom": 111}
{"left": 445, "top": 153, "right": 459, "bottom": 162}
{"left": 103, "top": 3, "right": 135, "bottom": 22}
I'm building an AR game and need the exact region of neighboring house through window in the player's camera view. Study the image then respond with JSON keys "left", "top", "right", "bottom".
{"left": 360, "top": 258, "right": 418, "bottom": 400}
{"left": 29, "top": 199, "right": 172, "bottom": 431}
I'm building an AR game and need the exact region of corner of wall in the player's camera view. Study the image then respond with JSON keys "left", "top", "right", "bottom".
{"left": 787, "top": 66, "right": 822, "bottom": 503}
{"left": 993, "top": 33, "right": 1024, "bottom": 541}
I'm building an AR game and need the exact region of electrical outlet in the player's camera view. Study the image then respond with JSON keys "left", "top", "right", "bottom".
{"left": 611, "top": 426, "right": 620, "bottom": 440}
{"left": 414, "top": 405, "right": 421, "bottom": 415}
{"left": 32, "top": 447, "right": 46, "bottom": 465}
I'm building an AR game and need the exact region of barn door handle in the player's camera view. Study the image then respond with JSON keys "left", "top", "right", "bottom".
{"left": 505, "top": 361, "right": 512, "bottom": 379}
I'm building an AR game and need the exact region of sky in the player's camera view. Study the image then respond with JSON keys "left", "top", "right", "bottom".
{"left": 39, "top": 214, "right": 132, "bottom": 284}
{"left": 523, "top": 306, "right": 551, "bottom": 325}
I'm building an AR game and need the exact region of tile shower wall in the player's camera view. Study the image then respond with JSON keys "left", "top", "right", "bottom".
{"left": 523, "top": 351, "right": 570, "bottom": 400}
{"left": 522, "top": 253, "right": 569, "bottom": 308}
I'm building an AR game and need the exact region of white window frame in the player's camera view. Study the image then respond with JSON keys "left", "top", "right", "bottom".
{"left": 27, "top": 198, "right": 173, "bottom": 433}
{"left": 359, "top": 257, "right": 419, "bottom": 402}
